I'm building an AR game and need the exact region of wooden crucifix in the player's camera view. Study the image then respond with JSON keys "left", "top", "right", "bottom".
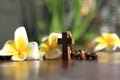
{"left": 58, "top": 32, "right": 74, "bottom": 60}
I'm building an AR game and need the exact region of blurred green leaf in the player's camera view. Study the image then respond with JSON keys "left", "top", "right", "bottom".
{"left": 72, "top": 9, "right": 96, "bottom": 40}
{"left": 37, "top": 0, "right": 103, "bottom": 46}
{"left": 45, "top": 0, "right": 65, "bottom": 33}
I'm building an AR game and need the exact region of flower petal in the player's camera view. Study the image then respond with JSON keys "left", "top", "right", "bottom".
{"left": 45, "top": 48, "right": 62, "bottom": 59}
{"left": 41, "top": 36, "right": 49, "bottom": 42}
{"left": 49, "top": 33, "right": 61, "bottom": 47}
{"left": 94, "top": 43, "right": 107, "bottom": 51}
{"left": 106, "top": 44, "right": 115, "bottom": 50}
{"left": 26, "top": 42, "right": 39, "bottom": 59}
{"left": 94, "top": 36, "right": 105, "bottom": 43}
{"left": 15, "top": 27, "right": 28, "bottom": 50}
{"left": 39, "top": 47, "right": 47, "bottom": 54}
{"left": 38, "top": 47, "right": 47, "bottom": 60}
{"left": 112, "top": 46, "right": 117, "bottom": 51}
{"left": 40, "top": 40, "right": 49, "bottom": 48}
{"left": 112, "top": 33, "right": 119, "bottom": 39}
{"left": 0, "top": 40, "right": 18, "bottom": 55}
{"left": 112, "top": 33, "right": 120, "bottom": 47}
{"left": 102, "top": 33, "right": 111, "bottom": 40}
{"left": 11, "top": 52, "right": 26, "bottom": 61}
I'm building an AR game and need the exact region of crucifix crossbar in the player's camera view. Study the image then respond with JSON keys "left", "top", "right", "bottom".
{"left": 58, "top": 32, "right": 74, "bottom": 60}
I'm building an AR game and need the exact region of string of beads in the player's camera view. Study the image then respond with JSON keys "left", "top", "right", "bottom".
{"left": 71, "top": 49, "right": 98, "bottom": 60}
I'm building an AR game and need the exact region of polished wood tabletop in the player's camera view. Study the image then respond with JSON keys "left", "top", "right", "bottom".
{"left": 0, "top": 52, "right": 120, "bottom": 80}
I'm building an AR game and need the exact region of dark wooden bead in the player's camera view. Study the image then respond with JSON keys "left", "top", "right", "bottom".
{"left": 78, "top": 50, "right": 85, "bottom": 60}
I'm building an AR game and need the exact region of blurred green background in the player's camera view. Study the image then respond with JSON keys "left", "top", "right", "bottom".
{"left": 1, "top": 0, "right": 120, "bottom": 49}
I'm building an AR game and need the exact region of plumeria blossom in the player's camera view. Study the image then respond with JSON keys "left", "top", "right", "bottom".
{"left": 93, "top": 33, "right": 120, "bottom": 51}
{"left": 39, "top": 32, "right": 62, "bottom": 59}
{"left": 0, "top": 27, "right": 40, "bottom": 61}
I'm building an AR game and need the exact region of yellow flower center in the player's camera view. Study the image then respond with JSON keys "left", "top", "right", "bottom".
{"left": 105, "top": 36, "right": 114, "bottom": 48}
{"left": 48, "top": 45, "right": 54, "bottom": 51}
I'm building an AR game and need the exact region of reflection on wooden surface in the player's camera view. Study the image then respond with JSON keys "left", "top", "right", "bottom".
{"left": 0, "top": 61, "right": 40, "bottom": 80}
{"left": 0, "top": 52, "right": 120, "bottom": 80}
{"left": 97, "top": 52, "right": 120, "bottom": 64}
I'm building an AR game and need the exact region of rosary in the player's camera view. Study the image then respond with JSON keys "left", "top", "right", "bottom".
{"left": 58, "top": 32, "right": 97, "bottom": 61}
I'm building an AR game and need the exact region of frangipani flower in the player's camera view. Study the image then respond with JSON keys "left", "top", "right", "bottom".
{"left": 39, "top": 33, "right": 62, "bottom": 59}
{"left": 0, "top": 27, "right": 39, "bottom": 61}
{"left": 93, "top": 33, "right": 120, "bottom": 51}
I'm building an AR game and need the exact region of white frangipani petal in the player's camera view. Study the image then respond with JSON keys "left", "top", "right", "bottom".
{"left": 0, "top": 50, "right": 7, "bottom": 56}
{"left": 15, "top": 27, "right": 28, "bottom": 50}
{"left": 112, "top": 46, "right": 117, "bottom": 51}
{"left": 41, "top": 36, "right": 49, "bottom": 42}
{"left": 45, "top": 49, "right": 62, "bottom": 59}
{"left": 94, "top": 44, "right": 107, "bottom": 51}
{"left": 0, "top": 50, "right": 13, "bottom": 56}
{"left": 26, "top": 42, "right": 39, "bottom": 60}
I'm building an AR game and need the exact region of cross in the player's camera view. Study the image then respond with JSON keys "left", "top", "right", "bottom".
{"left": 58, "top": 32, "right": 74, "bottom": 60}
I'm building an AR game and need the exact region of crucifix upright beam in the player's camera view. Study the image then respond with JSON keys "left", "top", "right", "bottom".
{"left": 58, "top": 32, "right": 74, "bottom": 60}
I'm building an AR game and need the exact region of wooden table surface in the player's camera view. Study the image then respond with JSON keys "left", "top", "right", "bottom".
{"left": 0, "top": 52, "right": 120, "bottom": 80}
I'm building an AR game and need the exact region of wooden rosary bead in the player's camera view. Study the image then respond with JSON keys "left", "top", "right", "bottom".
{"left": 71, "top": 50, "right": 80, "bottom": 60}
{"left": 90, "top": 52, "right": 98, "bottom": 60}
{"left": 78, "top": 50, "right": 85, "bottom": 60}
